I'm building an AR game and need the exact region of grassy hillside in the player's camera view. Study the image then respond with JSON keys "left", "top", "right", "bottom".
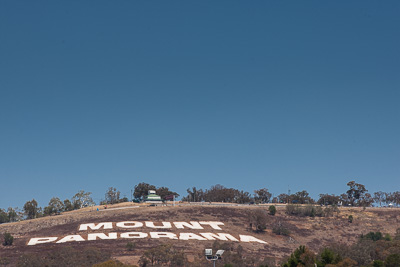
{"left": 1, "top": 203, "right": 399, "bottom": 266}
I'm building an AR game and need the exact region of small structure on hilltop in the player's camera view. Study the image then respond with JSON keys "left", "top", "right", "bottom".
{"left": 144, "top": 190, "right": 163, "bottom": 204}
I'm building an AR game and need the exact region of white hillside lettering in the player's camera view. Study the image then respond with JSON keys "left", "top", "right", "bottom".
{"left": 239, "top": 235, "right": 268, "bottom": 244}
{"left": 199, "top": 221, "right": 225, "bottom": 230}
{"left": 145, "top": 221, "right": 172, "bottom": 228}
{"left": 56, "top": 235, "right": 85, "bottom": 243}
{"left": 173, "top": 221, "right": 204, "bottom": 229}
{"left": 27, "top": 237, "right": 58, "bottom": 246}
{"left": 149, "top": 232, "right": 178, "bottom": 239}
{"left": 116, "top": 221, "right": 143, "bottom": 228}
{"left": 200, "top": 233, "right": 239, "bottom": 241}
{"left": 79, "top": 222, "right": 113, "bottom": 231}
{"left": 120, "top": 232, "right": 148, "bottom": 239}
{"left": 88, "top": 233, "right": 117, "bottom": 241}
{"left": 179, "top": 233, "right": 207, "bottom": 240}
{"left": 26, "top": 220, "right": 267, "bottom": 245}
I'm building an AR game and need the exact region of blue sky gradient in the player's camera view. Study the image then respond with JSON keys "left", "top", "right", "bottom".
{"left": 1, "top": 1, "right": 399, "bottom": 209}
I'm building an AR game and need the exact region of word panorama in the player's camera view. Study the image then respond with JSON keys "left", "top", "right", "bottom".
{"left": 27, "top": 221, "right": 268, "bottom": 246}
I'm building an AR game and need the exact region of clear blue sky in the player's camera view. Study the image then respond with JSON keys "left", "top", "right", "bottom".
{"left": 1, "top": 1, "right": 399, "bottom": 209}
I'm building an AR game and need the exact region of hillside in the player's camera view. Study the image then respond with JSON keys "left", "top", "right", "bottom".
{"left": 1, "top": 203, "right": 399, "bottom": 266}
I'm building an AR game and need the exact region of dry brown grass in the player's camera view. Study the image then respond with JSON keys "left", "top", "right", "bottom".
{"left": 1, "top": 204, "right": 399, "bottom": 266}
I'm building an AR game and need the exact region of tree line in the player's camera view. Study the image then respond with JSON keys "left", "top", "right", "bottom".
{"left": 0, "top": 183, "right": 178, "bottom": 223}
{"left": 1, "top": 180, "right": 399, "bottom": 224}
{"left": 182, "top": 181, "right": 400, "bottom": 208}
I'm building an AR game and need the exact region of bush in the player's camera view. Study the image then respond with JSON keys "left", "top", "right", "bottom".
{"left": 385, "top": 254, "right": 400, "bottom": 267}
{"left": 272, "top": 221, "right": 290, "bottom": 236}
{"left": 373, "top": 260, "right": 385, "bottom": 267}
{"left": 282, "top": 245, "right": 316, "bottom": 267}
{"left": 126, "top": 241, "right": 135, "bottom": 251}
{"left": 384, "top": 233, "right": 392, "bottom": 241}
{"left": 348, "top": 215, "right": 353, "bottom": 223}
{"left": 3, "top": 233, "right": 13, "bottom": 246}
{"left": 248, "top": 209, "right": 268, "bottom": 232}
{"left": 323, "top": 206, "right": 339, "bottom": 217}
{"left": 286, "top": 204, "right": 300, "bottom": 215}
{"left": 362, "top": 231, "right": 384, "bottom": 242}
{"left": 268, "top": 205, "right": 276, "bottom": 215}
{"left": 317, "top": 248, "right": 341, "bottom": 266}
{"left": 286, "top": 204, "right": 323, "bottom": 217}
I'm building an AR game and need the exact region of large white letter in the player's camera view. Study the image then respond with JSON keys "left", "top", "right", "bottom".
{"left": 199, "top": 221, "right": 224, "bottom": 230}
{"left": 173, "top": 221, "right": 203, "bottom": 230}
{"left": 145, "top": 221, "right": 172, "bottom": 229}
{"left": 200, "top": 233, "right": 238, "bottom": 241}
{"left": 116, "top": 221, "right": 143, "bottom": 228}
{"left": 56, "top": 235, "right": 85, "bottom": 243}
{"left": 150, "top": 232, "right": 178, "bottom": 239}
{"left": 27, "top": 237, "right": 58, "bottom": 246}
{"left": 79, "top": 222, "right": 113, "bottom": 231}
{"left": 87, "top": 233, "right": 117, "bottom": 241}
{"left": 179, "top": 233, "right": 207, "bottom": 240}
{"left": 120, "top": 232, "right": 148, "bottom": 239}
{"left": 239, "top": 235, "right": 267, "bottom": 244}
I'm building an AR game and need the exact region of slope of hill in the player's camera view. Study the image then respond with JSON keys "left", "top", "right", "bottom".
{"left": 1, "top": 203, "right": 399, "bottom": 266}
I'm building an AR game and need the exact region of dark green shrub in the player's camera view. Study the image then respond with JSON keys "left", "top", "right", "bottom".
{"left": 286, "top": 204, "right": 323, "bottom": 217}
{"left": 317, "top": 248, "right": 341, "bottom": 266}
{"left": 384, "top": 233, "right": 392, "bottom": 241}
{"left": 2, "top": 233, "right": 13, "bottom": 246}
{"left": 272, "top": 222, "right": 290, "bottom": 236}
{"left": 385, "top": 254, "right": 400, "bottom": 267}
{"left": 286, "top": 204, "right": 301, "bottom": 215}
{"left": 268, "top": 205, "right": 276, "bottom": 215}
{"left": 348, "top": 215, "right": 353, "bottom": 223}
{"left": 126, "top": 241, "right": 135, "bottom": 251}
{"left": 363, "top": 231, "right": 383, "bottom": 241}
{"left": 373, "top": 260, "right": 385, "bottom": 267}
{"left": 282, "top": 245, "right": 316, "bottom": 267}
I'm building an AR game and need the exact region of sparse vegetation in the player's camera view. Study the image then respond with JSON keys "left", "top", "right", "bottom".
{"left": 348, "top": 215, "right": 353, "bottom": 223}
{"left": 272, "top": 221, "right": 290, "bottom": 236}
{"left": 2, "top": 232, "right": 13, "bottom": 246}
{"left": 282, "top": 245, "right": 316, "bottom": 267}
{"left": 286, "top": 204, "right": 323, "bottom": 217}
{"left": 126, "top": 241, "right": 135, "bottom": 251}
{"left": 2, "top": 180, "right": 400, "bottom": 266}
{"left": 268, "top": 205, "right": 276, "bottom": 215}
{"left": 16, "top": 246, "right": 110, "bottom": 267}
{"left": 248, "top": 209, "right": 268, "bottom": 232}
{"left": 93, "top": 259, "right": 135, "bottom": 267}
{"left": 0, "top": 256, "right": 10, "bottom": 266}
{"left": 138, "top": 244, "right": 185, "bottom": 267}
